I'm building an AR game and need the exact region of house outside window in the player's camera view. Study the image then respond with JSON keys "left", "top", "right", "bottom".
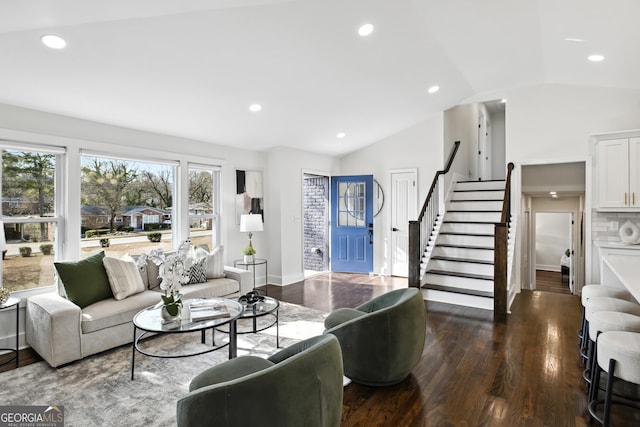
{"left": 80, "top": 154, "right": 175, "bottom": 257}
{"left": 1, "top": 145, "right": 63, "bottom": 292}
{"left": 188, "top": 165, "right": 219, "bottom": 249}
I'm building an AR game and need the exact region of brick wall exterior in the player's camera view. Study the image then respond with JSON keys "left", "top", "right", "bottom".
{"left": 303, "top": 176, "right": 328, "bottom": 271}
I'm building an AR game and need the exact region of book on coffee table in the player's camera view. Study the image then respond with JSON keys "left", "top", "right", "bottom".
{"left": 189, "top": 300, "right": 230, "bottom": 322}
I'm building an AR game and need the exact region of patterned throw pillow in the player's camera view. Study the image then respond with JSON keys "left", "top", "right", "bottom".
{"left": 188, "top": 258, "right": 208, "bottom": 284}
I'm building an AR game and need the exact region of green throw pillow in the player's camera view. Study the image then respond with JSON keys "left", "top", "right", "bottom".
{"left": 55, "top": 251, "right": 113, "bottom": 308}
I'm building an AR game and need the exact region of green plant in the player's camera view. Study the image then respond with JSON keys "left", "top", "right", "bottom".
{"left": 161, "top": 292, "right": 183, "bottom": 317}
{"left": 242, "top": 246, "right": 256, "bottom": 256}
{"left": 100, "top": 238, "right": 110, "bottom": 248}
{"left": 40, "top": 244, "right": 54, "bottom": 255}
{"left": 19, "top": 247, "right": 32, "bottom": 257}
{"left": 147, "top": 232, "right": 162, "bottom": 242}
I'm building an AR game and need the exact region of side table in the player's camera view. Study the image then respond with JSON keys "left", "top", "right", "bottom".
{"left": 0, "top": 296, "right": 20, "bottom": 367}
{"left": 234, "top": 258, "right": 268, "bottom": 295}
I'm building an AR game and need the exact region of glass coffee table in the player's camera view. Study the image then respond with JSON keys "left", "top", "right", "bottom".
{"left": 131, "top": 297, "right": 244, "bottom": 380}
{"left": 217, "top": 295, "right": 280, "bottom": 348}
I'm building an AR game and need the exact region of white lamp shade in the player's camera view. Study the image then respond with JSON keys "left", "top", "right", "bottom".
{"left": 239, "top": 214, "right": 263, "bottom": 232}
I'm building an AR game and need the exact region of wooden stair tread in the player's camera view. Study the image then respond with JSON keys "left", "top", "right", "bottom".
{"left": 439, "top": 232, "right": 493, "bottom": 237}
{"left": 426, "top": 269, "right": 493, "bottom": 281}
{"left": 421, "top": 283, "right": 494, "bottom": 298}
{"left": 431, "top": 256, "right": 493, "bottom": 265}
{"left": 437, "top": 243, "right": 493, "bottom": 250}
{"left": 447, "top": 210, "right": 501, "bottom": 213}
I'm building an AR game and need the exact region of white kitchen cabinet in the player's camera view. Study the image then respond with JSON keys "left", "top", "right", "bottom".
{"left": 597, "top": 137, "right": 640, "bottom": 209}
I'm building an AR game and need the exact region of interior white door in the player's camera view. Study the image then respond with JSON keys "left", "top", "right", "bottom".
{"left": 390, "top": 170, "right": 417, "bottom": 277}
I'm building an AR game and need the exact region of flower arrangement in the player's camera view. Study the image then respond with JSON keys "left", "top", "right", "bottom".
{"left": 137, "top": 240, "right": 195, "bottom": 317}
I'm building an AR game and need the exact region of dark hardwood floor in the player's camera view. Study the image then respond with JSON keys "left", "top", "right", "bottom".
{"left": 268, "top": 273, "right": 638, "bottom": 427}
{"left": 536, "top": 269, "right": 573, "bottom": 295}
{"left": 4, "top": 272, "right": 638, "bottom": 425}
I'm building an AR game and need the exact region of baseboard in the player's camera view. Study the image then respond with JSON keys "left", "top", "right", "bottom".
{"left": 536, "top": 265, "right": 561, "bottom": 272}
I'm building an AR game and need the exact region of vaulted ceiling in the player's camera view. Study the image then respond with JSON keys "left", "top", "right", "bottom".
{"left": 0, "top": 0, "right": 638, "bottom": 155}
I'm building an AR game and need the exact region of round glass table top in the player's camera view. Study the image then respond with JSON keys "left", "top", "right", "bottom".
{"left": 133, "top": 297, "right": 244, "bottom": 333}
{"left": 237, "top": 296, "right": 279, "bottom": 319}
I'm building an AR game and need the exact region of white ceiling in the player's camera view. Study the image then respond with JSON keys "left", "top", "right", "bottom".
{"left": 0, "top": 0, "right": 638, "bottom": 156}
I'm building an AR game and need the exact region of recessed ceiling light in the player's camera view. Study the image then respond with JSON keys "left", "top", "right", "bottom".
{"left": 500, "top": 98, "right": 507, "bottom": 103}
{"left": 336, "top": 132, "right": 346, "bottom": 139}
{"left": 549, "top": 191, "right": 557, "bottom": 195}
{"left": 427, "top": 85, "right": 440, "bottom": 94}
{"left": 552, "top": 194, "right": 559, "bottom": 198}
{"left": 588, "top": 54, "right": 605, "bottom": 62}
{"left": 358, "top": 24, "right": 374, "bottom": 37}
{"left": 564, "top": 37, "right": 585, "bottom": 43}
{"left": 249, "top": 104, "right": 262, "bottom": 112}
{"left": 41, "top": 34, "right": 67, "bottom": 49}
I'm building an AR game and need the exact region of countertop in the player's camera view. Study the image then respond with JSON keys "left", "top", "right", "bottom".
{"left": 594, "top": 240, "right": 640, "bottom": 250}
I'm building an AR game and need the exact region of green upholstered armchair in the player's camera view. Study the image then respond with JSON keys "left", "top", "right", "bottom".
{"left": 176, "top": 334, "right": 344, "bottom": 427}
{"left": 324, "top": 287, "right": 426, "bottom": 386}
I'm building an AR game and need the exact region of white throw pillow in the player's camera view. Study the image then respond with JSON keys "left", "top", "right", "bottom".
{"left": 194, "top": 245, "right": 225, "bottom": 279}
{"left": 103, "top": 255, "right": 146, "bottom": 300}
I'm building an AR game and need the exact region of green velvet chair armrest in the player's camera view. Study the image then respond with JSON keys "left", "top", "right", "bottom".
{"left": 190, "top": 356, "right": 274, "bottom": 391}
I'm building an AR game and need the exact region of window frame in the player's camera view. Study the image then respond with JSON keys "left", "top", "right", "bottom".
{"left": 0, "top": 142, "right": 66, "bottom": 292}
{"left": 188, "top": 163, "right": 221, "bottom": 249}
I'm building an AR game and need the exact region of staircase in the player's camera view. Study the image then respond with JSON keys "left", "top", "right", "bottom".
{"left": 421, "top": 180, "right": 505, "bottom": 310}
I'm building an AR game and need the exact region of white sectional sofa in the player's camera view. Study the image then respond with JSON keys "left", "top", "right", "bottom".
{"left": 26, "top": 251, "right": 253, "bottom": 368}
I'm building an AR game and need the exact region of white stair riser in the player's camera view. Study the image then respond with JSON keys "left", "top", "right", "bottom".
{"left": 452, "top": 190, "right": 504, "bottom": 201}
{"left": 440, "top": 223, "right": 495, "bottom": 234}
{"left": 429, "top": 259, "right": 494, "bottom": 276}
{"left": 433, "top": 246, "right": 494, "bottom": 261}
{"left": 425, "top": 273, "right": 494, "bottom": 291}
{"left": 445, "top": 211, "right": 502, "bottom": 222}
{"left": 449, "top": 200, "right": 503, "bottom": 211}
{"left": 421, "top": 289, "right": 493, "bottom": 310}
{"left": 455, "top": 181, "right": 505, "bottom": 191}
{"left": 437, "top": 234, "right": 494, "bottom": 247}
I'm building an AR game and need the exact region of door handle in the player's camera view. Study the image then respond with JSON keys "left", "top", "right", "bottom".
{"left": 392, "top": 227, "right": 399, "bottom": 232}
{"left": 368, "top": 229, "right": 373, "bottom": 244}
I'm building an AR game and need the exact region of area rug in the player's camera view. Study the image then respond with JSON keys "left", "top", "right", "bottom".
{"left": 0, "top": 302, "right": 328, "bottom": 427}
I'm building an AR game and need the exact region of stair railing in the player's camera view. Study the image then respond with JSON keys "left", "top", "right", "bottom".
{"left": 494, "top": 162, "right": 515, "bottom": 317}
{"left": 409, "top": 141, "right": 461, "bottom": 287}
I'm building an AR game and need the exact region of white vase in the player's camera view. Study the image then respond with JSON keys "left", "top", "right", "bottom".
{"left": 244, "top": 254, "right": 255, "bottom": 263}
{"left": 619, "top": 220, "right": 640, "bottom": 244}
{"left": 161, "top": 304, "right": 181, "bottom": 322}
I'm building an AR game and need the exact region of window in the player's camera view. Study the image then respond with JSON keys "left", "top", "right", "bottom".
{"left": 188, "top": 165, "right": 219, "bottom": 249}
{"left": 1, "top": 146, "right": 62, "bottom": 291}
{"left": 80, "top": 154, "right": 175, "bottom": 257}
{"left": 337, "top": 182, "right": 366, "bottom": 227}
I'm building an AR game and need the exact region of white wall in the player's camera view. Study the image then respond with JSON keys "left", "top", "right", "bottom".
{"left": 535, "top": 212, "right": 570, "bottom": 271}
{"left": 338, "top": 115, "right": 444, "bottom": 275}
{"left": 267, "top": 147, "right": 338, "bottom": 285}
{"left": 490, "top": 111, "right": 506, "bottom": 180}
{"left": 443, "top": 103, "right": 477, "bottom": 182}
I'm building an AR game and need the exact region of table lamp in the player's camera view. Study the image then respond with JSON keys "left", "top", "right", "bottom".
{"left": 240, "top": 214, "right": 263, "bottom": 251}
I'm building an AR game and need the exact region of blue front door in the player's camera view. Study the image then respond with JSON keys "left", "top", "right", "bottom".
{"left": 330, "top": 175, "right": 373, "bottom": 273}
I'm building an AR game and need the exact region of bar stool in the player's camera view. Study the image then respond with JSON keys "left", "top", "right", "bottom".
{"left": 581, "top": 295, "right": 640, "bottom": 363}
{"left": 579, "top": 285, "right": 634, "bottom": 348}
{"left": 589, "top": 331, "right": 640, "bottom": 426}
{"left": 584, "top": 311, "right": 640, "bottom": 399}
